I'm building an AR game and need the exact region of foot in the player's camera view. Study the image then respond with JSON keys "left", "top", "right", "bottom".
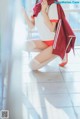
{"left": 59, "top": 53, "right": 68, "bottom": 67}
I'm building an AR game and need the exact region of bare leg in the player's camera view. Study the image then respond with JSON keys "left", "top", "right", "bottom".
{"left": 35, "top": 46, "right": 55, "bottom": 63}
{"left": 25, "top": 40, "right": 48, "bottom": 52}
{"left": 33, "top": 40, "right": 48, "bottom": 50}
{"left": 29, "top": 46, "right": 57, "bottom": 70}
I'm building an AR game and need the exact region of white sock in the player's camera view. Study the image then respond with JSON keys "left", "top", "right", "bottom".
{"left": 25, "top": 41, "right": 36, "bottom": 52}
{"left": 29, "top": 59, "right": 40, "bottom": 70}
{"left": 29, "top": 55, "right": 57, "bottom": 70}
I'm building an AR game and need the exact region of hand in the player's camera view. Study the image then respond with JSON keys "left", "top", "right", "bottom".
{"left": 41, "top": 0, "right": 48, "bottom": 13}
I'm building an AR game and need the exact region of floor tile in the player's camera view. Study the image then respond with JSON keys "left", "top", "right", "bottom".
{"left": 68, "top": 53, "right": 80, "bottom": 64}
{"left": 26, "top": 71, "right": 64, "bottom": 83}
{"left": 70, "top": 94, "right": 80, "bottom": 106}
{"left": 51, "top": 107, "right": 77, "bottom": 119}
{"left": 76, "top": 49, "right": 80, "bottom": 56}
{"left": 74, "top": 107, "right": 80, "bottom": 119}
{"left": 27, "top": 107, "right": 77, "bottom": 119}
{"left": 27, "top": 94, "right": 72, "bottom": 108}
{"left": 27, "top": 82, "right": 68, "bottom": 94}
{"left": 62, "top": 72, "right": 80, "bottom": 82}
{"left": 60, "top": 64, "right": 80, "bottom": 72}
{"left": 66, "top": 82, "right": 80, "bottom": 93}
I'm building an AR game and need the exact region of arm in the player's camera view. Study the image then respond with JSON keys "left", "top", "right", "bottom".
{"left": 22, "top": 8, "right": 35, "bottom": 29}
{"left": 41, "top": 0, "right": 57, "bottom": 32}
{"left": 42, "top": 12, "right": 56, "bottom": 32}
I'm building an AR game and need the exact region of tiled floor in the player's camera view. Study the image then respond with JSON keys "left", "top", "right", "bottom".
{"left": 3, "top": 48, "right": 80, "bottom": 119}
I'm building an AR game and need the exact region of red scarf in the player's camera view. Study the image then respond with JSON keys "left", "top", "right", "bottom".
{"left": 32, "top": 0, "right": 58, "bottom": 17}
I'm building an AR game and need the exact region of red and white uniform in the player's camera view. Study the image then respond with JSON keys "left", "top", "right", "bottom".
{"left": 35, "top": 3, "right": 58, "bottom": 46}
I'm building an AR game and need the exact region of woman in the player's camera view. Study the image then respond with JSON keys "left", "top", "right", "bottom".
{"left": 22, "top": 0, "right": 68, "bottom": 70}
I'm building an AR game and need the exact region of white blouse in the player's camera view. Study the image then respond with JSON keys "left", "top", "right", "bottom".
{"left": 35, "top": 3, "right": 58, "bottom": 41}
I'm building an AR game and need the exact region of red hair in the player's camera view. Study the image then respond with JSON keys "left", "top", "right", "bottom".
{"left": 32, "top": 0, "right": 58, "bottom": 17}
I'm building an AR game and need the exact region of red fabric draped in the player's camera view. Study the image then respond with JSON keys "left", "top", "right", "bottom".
{"left": 32, "top": 0, "right": 58, "bottom": 17}
{"left": 52, "top": 4, "right": 76, "bottom": 59}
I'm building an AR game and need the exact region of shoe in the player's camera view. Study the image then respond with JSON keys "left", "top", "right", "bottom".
{"left": 59, "top": 53, "right": 68, "bottom": 67}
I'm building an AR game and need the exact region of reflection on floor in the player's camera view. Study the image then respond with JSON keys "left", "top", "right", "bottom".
{"left": 3, "top": 48, "right": 80, "bottom": 119}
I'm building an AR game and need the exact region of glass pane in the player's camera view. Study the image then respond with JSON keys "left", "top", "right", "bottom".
{"left": 68, "top": 12, "right": 80, "bottom": 29}
{"left": 68, "top": 12, "right": 80, "bottom": 46}
{"left": 75, "top": 32, "right": 80, "bottom": 46}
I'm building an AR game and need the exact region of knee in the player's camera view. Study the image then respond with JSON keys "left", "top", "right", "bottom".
{"left": 24, "top": 41, "right": 36, "bottom": 52}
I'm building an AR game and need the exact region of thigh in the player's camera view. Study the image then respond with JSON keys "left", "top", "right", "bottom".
{"left": 31, "top": 40, "right": 48, "bottom": 50}
{"left": 35, "top": 46, "right": 56, "bottom": 63}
